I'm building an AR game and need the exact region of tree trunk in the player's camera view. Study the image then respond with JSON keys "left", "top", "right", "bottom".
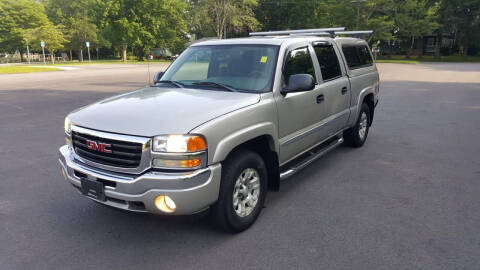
{"left": 69, "top": 49, "right": 73, "bottom": 61}
{"left": 19, "top": 49, "right": 25, "bottom": 62}
{"left": 79, "top": 49, "right": 83, "bottom": 62}
{"left": 434, "top": 32, "right": 441, "bottom": 60}
{"left": 50, "top": 53, "right": 55, "bottom": 64}
{"left": 418, "top": 37, "right": 424, "bottom": 59}
{"left": 122, "top": 43, "right": 127, "bottom": 62}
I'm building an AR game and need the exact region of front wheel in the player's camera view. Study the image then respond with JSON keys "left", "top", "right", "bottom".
{"left": 210, "top": 149, "right": 267, "bottom": 232}
{"left": 343, "top": 103, "right": 371, "bottom": 147}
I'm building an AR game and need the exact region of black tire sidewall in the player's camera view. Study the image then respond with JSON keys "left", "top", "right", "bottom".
{"left": 357, "top": 103, "right": 371, "bottom": 144}
{"left": 219, "top": 150, "right": 268, "bottom": 232}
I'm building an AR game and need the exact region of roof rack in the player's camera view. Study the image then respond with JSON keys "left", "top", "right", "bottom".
{"left": 249, "top": 28, "right": 373, "bottom": 38}
{"left": 249, "top": 28, "right": 345, "bottom": 37}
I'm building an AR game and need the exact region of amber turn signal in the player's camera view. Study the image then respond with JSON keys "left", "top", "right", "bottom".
{"left": 187, "top": 136, "right": 207, "bottom": 152}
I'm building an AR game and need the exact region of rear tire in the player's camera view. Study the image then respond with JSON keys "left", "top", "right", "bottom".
{"left": 344, "top": 102, "right": 371, "bottom": 147}
{"left": 210, "top": 149, "right": 267, "bottom": 233}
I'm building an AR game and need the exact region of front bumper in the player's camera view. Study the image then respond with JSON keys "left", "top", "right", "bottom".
{"left": 58, "top": 145, "right": 222, "bottom": 215}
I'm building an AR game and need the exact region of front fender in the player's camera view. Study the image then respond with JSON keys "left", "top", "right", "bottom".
{"left": 211, "top": 122, "right": 278, "bottom": 164}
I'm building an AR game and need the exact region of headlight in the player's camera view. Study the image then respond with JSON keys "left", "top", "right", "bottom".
{"left": 152, "top": 135, "right": 206, "bottom": 153}
{"left": 64, "top": 117, "right": 72, "bottom": 135}
{"left": 152, "top": 134, "right": 207, "bottom": 170}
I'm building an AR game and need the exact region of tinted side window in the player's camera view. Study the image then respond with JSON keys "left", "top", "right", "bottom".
{"left": 342, "top": 45, "right": 361, "bottom": 69}
{"left": 313, "top": 45, "right": 342, "bottom": 81}
{"left": 357, "top": 45, "right": 373, "bottom": 66}
{"left": 342, "top": 45, "right": 373, "bottom": 70}
{"left": 284, "top": 47, "right": 316, "bottom": 84}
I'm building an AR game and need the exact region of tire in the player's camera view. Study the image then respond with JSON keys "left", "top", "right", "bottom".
{"left": 210, "top": 149, "right": 267, "bottom": 233}
{"left": 343, "top": 102, "right": 371, "bottom": 147}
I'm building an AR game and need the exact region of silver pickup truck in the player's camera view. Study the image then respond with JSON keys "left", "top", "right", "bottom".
{"left": 59, "top": 28, "right": 379, "bottom": 232}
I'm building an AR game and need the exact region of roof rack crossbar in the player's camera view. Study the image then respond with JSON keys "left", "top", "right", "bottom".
{"left": 335, "top": 30, "right": 373, "bottom": 35}
{"left": 249, "top": 28, "right": 373, "bottom": 38}
{"left": 249, "top": 27, "right": 345, "bottom": 37}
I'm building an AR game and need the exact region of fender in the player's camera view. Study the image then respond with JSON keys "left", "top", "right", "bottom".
{"left": 211, "top": 122, "right": 279, "bottom": 164}
{"left": 348, "top": 86, "right": 375, "bottom": 127}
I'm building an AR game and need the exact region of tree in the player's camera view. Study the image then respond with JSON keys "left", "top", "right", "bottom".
{"left": 0, "top": 0, "right": 51, "bottom": 61}
{"left": 393, "top": 0, "right": 439, "bottom": 57}
{"left": 43, "top": 0, "right": 98, "bottom": 61}
{"left": 435, "top": 0, "right": 480, "bottom": 57}
{"left": 100, "top": 0, "right": 189, "bottom": 60}
{"left": 190, "top": 0, "right": 260, "bottom": 39}
{"left": 31, "top": 23, "right": 68, "bottom": 63}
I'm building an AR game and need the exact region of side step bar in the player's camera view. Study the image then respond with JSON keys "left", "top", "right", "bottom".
{"left": 279, "top": 137, "right": 344, "bottom": 181}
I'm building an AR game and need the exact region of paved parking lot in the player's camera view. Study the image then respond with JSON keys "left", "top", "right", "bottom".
{"left": 1, "top": 63, "right": 480, "bottom": 270}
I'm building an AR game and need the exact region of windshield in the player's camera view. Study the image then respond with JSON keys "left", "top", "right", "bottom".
{"left": 161, "top": 45, "right": 279, "bottom": 92}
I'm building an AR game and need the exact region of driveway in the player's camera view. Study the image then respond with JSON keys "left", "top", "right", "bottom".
{"left": 1, "top": 63, "right": 480, "bottom": 270}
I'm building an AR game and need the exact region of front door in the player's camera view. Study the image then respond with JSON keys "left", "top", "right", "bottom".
{"left": 275, "top": 46, "right": 330, "bottom": 164}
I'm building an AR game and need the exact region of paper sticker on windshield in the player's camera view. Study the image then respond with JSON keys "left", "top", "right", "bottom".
{"left": 260, "top": 56, "right": 268, "bottom": 63}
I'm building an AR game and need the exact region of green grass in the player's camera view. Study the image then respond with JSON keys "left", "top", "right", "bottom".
{"left": 0, "top": 66, "right": 62, "bottom": 74}
{"left": 376, "top": 59, "right": 420, "bottom": 64}
{"left": 49, "top": 59, "right": 172, "bottom": 66}
{"left": 377, "top": 54, "right": 480, "bottom": 63}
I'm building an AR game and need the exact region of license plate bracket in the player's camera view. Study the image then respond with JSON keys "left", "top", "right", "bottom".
{"left": 80, "top": 178, "right": 106, "bottom": 201}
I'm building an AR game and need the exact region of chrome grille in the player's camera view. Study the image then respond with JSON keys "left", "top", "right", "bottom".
{"left": 72, "top": 131, "right": 143, "bottom": 168}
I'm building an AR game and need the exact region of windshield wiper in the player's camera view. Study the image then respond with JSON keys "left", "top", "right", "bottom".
{"left": 156, "top": 80, "right": 185, "bottom": 88}
{"left": 192, "top": 81, "right": 238, "bottom": 92}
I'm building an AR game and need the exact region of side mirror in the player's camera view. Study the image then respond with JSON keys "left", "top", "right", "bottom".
{"left": 281, "top": 74, "right": 315, "bottom": 94}
{"left": 153, "top": 71, "right": 164, "bottom": 84}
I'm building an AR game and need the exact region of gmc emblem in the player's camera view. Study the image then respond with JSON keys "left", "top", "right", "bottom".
{"left": 85, "top": 139, "right": 112, "bottom": 153}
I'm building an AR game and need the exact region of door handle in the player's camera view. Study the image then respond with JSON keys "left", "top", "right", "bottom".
{"left": 341, "top": 87, "right": 348, "bottom": 95}
{"left": 316, "top": 94, "right": 324, "bottom": 104}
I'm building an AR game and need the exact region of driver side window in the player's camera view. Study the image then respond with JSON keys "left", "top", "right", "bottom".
{"left": 283, "top": 47, "right": 316, "bottom": 85}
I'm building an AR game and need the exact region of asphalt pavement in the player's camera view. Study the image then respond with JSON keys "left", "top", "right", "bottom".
{"left": 1, "top": 63, "right": 480, "bottom": 270}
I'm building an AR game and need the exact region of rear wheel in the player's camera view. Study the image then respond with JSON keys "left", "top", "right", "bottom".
{"left": 210, "top": 149, "right": 267, "bottom": 232}
{"left": 344, "top": 102, "right": 371, "bottom": 147}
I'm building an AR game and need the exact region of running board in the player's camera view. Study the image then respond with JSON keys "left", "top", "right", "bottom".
{"left": 279, "top": 137, "right": 344, "bottom": 181}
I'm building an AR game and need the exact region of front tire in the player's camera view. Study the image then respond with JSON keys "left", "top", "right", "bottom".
{"left": 210, "top": 149, "right": 267, "bottom": 233}
{"left": 343, "top": 102, "right": 371, "bottom": 147}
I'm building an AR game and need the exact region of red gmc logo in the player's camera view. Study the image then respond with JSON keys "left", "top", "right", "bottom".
{"left": 85, "top": 139, "right": 112, "bottom": 153}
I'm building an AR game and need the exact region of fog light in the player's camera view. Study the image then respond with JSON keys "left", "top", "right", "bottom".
{"left": 155, "top": 195, "right": 176, "bottom": 213}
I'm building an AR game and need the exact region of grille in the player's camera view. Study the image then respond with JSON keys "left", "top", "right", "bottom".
{"left": 72, "top": 131, "right": 143, "bottom": 168}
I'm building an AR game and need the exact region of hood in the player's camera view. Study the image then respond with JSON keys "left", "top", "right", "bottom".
{"left": 69, "top": 87, "right": 260, "bottom": 137}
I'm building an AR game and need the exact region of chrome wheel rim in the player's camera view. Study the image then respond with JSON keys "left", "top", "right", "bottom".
{"left": 233, "top": 168, "right": 260, "bottom": 218}
{"left": 359, "top": 112, "right": 368, "bottom": 140}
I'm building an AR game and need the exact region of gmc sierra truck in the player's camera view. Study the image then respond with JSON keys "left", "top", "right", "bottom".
{"left": 59, "top": 28, "right": 380, "bottom": 232}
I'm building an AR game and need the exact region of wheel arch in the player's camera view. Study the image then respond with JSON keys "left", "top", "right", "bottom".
{"left": 216, "top": 133, "right": 280, "bottom": 192}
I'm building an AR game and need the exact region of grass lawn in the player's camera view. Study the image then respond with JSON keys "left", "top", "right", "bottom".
{"left": 376, "top": 59, "right": 421, "bottom": 64}
{"left": 0, "top": 66, "right": 62, "bottom": 74}
{"left": 49, "top": 59, "right": 172, "bottom": 66}
{"left": 376, "top": 55, "right": 480, "bottom": 64}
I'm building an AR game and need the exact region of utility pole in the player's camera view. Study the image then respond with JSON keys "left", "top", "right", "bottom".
{"left": 86, "top": 42, "right": 91, "bottom": 62}
{"left": 351, "top": 0, "right": 366, "bottom": 29}
{"left": 40, "top": 41, "right": 46, "bottom": 64}
{"left": 26, "top": 40, "right": 31, "bottom": 64}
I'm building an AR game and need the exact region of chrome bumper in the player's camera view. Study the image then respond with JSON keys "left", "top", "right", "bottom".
{"left": 58, "top": 145, "right": 222, "bottom": 215}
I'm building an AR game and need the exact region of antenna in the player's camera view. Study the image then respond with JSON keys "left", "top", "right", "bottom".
{"left": 147, "top": 61, "right": 151, "bottom": 86}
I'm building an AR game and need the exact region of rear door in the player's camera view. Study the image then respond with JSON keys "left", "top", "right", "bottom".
{"left": 311, "top": 41, "right": 351, "bottom": 135}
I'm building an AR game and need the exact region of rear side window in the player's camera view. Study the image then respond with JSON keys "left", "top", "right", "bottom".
{"left": 313, "top": 44, "right": 342, "bottom": 81}
{"left": 284, "top": 47, "right": 316, "bottom": 84}
{"left": 357, "top": 45, "right": 373, "bottom": 66}
{"left": 342, "top": 45, "right": 373, "bottom": 70}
